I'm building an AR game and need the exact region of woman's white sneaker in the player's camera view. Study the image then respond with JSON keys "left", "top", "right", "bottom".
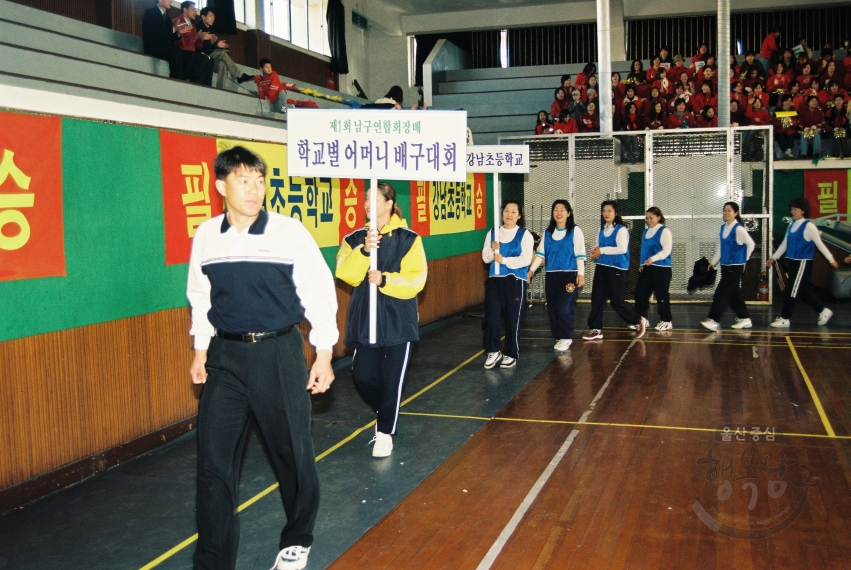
{"left": 372, "top": 431, "right": 393, "bottom": 458}
{"left": 770, "top": 317, "right": 790, "bottom": 328}
{"left": 499, "top": 356, "right": 517, "bottom": 368}
{"left": 654, "top": 321, "right": 673, "bottom": 331}
{"left": 484, "top": 351, "right": 502, "bottom": 369}
{"left": 700, "top": 319, "right": 719, "bottom": 331}
{"left": 554, "top": 339, "right": 573, "bottom": 351}
{"left": 271, "top": 546, "right": 311, "bottom": 570}
{"left": 818, "top": 308, "right": 833, "bottom": 325}
{"left": 731, "top": 318, "right": 752, "bottom": 329}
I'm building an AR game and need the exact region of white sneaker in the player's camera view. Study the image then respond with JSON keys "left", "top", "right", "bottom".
{"left": 554, "top": 339, "right": 573, "bottom": 351}
{"left": 700, "top": 319, "right": 719, "bottom": 331}
{"left": 655, "top": 321, "right": 673, "bottom": 331}
{"left": 770, "top": 317, "right": 790, "bottom": 328}
{"left": 499, "top": 356, "right": 517, "bottom": 368}
{"left": 635, "top": 317, "right": 648, "bottom": 339}
{"left": 626, "top": 324, "right": 637, "bottom": 330}
{"left": 484, "top": 351, "right": 502, "bottom": 369}
{"left": 272, "top": 546, "right": 311, "bottom": 570}
{"left": 372, "top": 431, "right": 393, "bottom": 458}
{"left": 784, "top": 149, "right": 793, "bottom": 159}
{"left": 731, "top": 318, "right": 752, "bottom": 329}
{"left": 817, "top": 308, "right": 833, "bottom": 326}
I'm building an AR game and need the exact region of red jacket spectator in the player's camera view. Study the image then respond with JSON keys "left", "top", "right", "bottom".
{"left": 771, "top": 112, "right": 798, "bottom": 137}
{"left": 535, "top": 121, "right": 555, "bottom": 135}
{"left": 696, "top": 113, "right": 718, "bottom": 128}
{"left": 748, "top": 90, "right": 769, "bottom": 109}
{"left": 621, "top": 111, "right": 644, "bottom": 131}
{"left": 550, "top": 90, "right": 570, "bottom": 123}
{"left": 823, "top": 101, "right": 848, "bottom": 136}
{"left": 760, "top": 31, "right": 779, "bottom": 61}
{"left": 693, "top": 91, "right": 718, "bottom": 111}
{"left": 798, "top": 104, "right": 824, "bottom": 131}
{"left": 172, "top": 15, "right": 198, "bottom": 51}
{"left": 579, "top": 109, "right": 600, "bottom": 132}
{"left": 667, "top": 111, "right": 693, "bottom": 128}
{"left": 620, "top": 93, "right": 643, "bottom": 115}
{"left": 670, "top": 64, "right": 691, "bottom": 82}
{"left": 766, "top": 73, "right": 789, "bottom": 94}
{"left": 255, "top": 70, "right": 283, "bottom": 104}
{"left": 554, "top": 118, "right": 579, "bottom": 134}
{"left": 745, "top": 105, "right": 771, "bottom": 126}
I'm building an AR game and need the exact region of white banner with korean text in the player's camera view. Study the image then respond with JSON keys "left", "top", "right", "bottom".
{"left": 466, "top": 145, "right": 530, "bottom": 174}
{"left": 286, "top": 109, "right": 468, "bottom": 182}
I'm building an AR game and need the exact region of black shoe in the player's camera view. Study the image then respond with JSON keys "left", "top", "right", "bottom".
{"left": 813, "top": 152, "right": 821, "bottom": 160}
{"left": 237, "top": 73, "right": 253, "bottom": 83}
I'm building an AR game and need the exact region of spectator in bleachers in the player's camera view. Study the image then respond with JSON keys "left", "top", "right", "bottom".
{"left": 677, "top": 71, "right": 694, "bottom": 96}
{"left": 693, "top": 81, "right": 717, "bottom": 113}
{"left": 622, "top": 102, "right": 644, "bottom": 131}
{"left": 796, "top": 62, "right": 813, "bottom": 91}
{"left": 696, "top": 105, "right": 718, "bottom": 128}
{"left": 560, "top": 75, "right": 573, "bottom": 96}
{"left": 253, "top": 58, "right": 284, "bottom": 113}
{"left": 821, "top": 61, "right": 843, "bottom": 88}
{"left": 795, "top": 38, "right": 813, "bottom": 61}
{"left": 550, "top": 88, "right": 569, "bottom": 124}
{"left": 742, "top": 68, "right": 762, "bottom": 91}
{"left": 658, "top": 46, "right": 673, "bottom": 66}
{"left": 196, "top": 7, "right": 253, "bottom": 89}
{"left": 703, "top": 54, "right": 718, "bottom": 72}
{"left": 142, "top": 0, "right": 195, "bottom": 80}
{"left": 731, "top": 81, "right": 747, "bottom": 108}
{"left": 779, "top": 49, "right": 796, "bottom": 74}
{"left": 739, "top": 51, "right": 765, "bottom": 81}
{"left": 567, "top": 90, "right": 586, "bottom": 121}
{"left": 815, "top": 48, "right": 835, "bottom": 75}
{"left": 798, "top": 95, "right": 824, "bottom": 158}
{"left": 535, "top": 110, "right": 554, "bottom": 135}
{"left": 823, "top": 94, "right": 849, "bottom": 158}
{"left": 748, "top": 83, "right": 769, "bottom": 109}
{"left": 554, "top": 109, "right": 579, "bottom": 134}
{"left": 621, "top": 85, "right": 642, "bottom": 115}
{"left": 579, "top": 101, "right": 600, "bottom": 132}
{"left": 647, "top": 100, "right": 666, "bottom": 130}
{"left": 645, "top": 86, "right": 665, "bottom": 116}
{"left": 170, "top": 1, "right": 214, "bottom": 85}
{"left": 669, "top": 84, "right": 692, "bottom": 114}
{"left": 793, "top": 53, "right": 811, "bottom": 77}
{"left": 670, "top": 55, "right": 690, "bottom": 85}
{"left": 788, "top": 80, "right": 805, "bottom": 111}
{"left": 806, "top": 77, "right": 828, "bottom": 107}
{"left": 772, "top": 94, "right": 799, "bottom": 159}
{"left": 729, "top": 55, "right": 741, "bottom": 80}
{"left": 652, "top": 68, "right": 674, "bottom": 97}
{"left": 612, "top": 72, "right": 626, "bottom": 101}
{"left": 745, "top": 98, "right": 770, "bottom": 127}
{"left": 646, "top": 56, "right": 663, "bottom": 83}
{"left": 760, "top": 28, "right": 781, "bottom": 72}
{"left": 627, "top": 60, "right": 648, "bottom": 98}
{"left": 691, "top": 44, "right": 708, "bottom": 68}
{"left": 667, "top": 98, "right": 692, "bottom": 128}
{"left": 729, "top": 99, "right": 747, "bottom": 127}
{"left": 766, "top": 62, "right": 790, "bottom": 97}
{"left": 574, "top": 63, "right": 596, "bottom": 90}
{"left": 584, "top": 75, "right": 599, "bottom": 104}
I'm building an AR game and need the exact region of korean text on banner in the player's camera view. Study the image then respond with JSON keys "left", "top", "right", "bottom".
{"left": 217, "top": 138, "right": 342, "bottom": 248}
{"left": 161, "top": 131, "right": 222, "bottom": 266}
{"left": 0, "top": 112, "right": 64, "bottom": 282}
{"left": 466, "top": 145, "right": 530, "bottom": 174}
{"left": 409, "top": 173, "right": 487, "bottom": 237}
{"left": 803, "top": 170, "right": 849, "bottom": 218}
{"left": 286, "top": 109, "right": 468, "bottom": 182}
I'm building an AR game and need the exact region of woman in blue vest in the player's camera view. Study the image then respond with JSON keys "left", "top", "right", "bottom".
{"left": 766, "top": 197, "right": 838, "bottom": 327}
{"left": 634, "top": 207, "right": 674, "bottom": 331}
{"left": 583, "top": 200, "right": 646, "bottom": 341}
{"left": 482, "top": 200, "right": 534, "bottom": 369}
{"left": 701, "top": 202, "right": 755, "bottom": 331}
{"left": 527, "top": 200, "right": 587, "bottom": 351}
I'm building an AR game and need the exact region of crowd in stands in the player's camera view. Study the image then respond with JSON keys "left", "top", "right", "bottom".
{"left": 534, "top": 33, "right": 851, "bottom": 160}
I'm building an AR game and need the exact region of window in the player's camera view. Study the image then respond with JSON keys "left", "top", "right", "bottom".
{"left": 263, "top": 0, "right": 329, "bottom": 56}
{"left": 307, "top": 0, "right": 329, "bottom": 55}
{"left": 266, "top": 0, "right": 291, "bottom": 40}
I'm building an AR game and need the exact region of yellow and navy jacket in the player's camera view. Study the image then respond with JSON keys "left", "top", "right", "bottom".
{"left": 336, "top": 214, "right": 427, "bottom": 348}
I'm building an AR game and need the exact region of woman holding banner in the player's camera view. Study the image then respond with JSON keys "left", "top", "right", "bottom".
{"left": 482, "top": 201, "right": 534, "bottom": 369}
{"left": 336, "top": 183, "right": 428, "bottom": 458}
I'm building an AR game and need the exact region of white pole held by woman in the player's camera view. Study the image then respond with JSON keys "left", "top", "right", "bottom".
{"left": 493, "top": 174, "right": 501, "bottom": 275}
{"left": 369, "top": 179, "right": 378, "bottom": 343}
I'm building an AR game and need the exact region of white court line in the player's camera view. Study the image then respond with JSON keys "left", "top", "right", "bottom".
{"left": 475, "top": 338, "right": 638, "bottom": 570}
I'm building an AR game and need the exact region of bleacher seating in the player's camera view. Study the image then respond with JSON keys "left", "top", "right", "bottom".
{"left": 0, "top": 0, "right": 366, "bottom": 127}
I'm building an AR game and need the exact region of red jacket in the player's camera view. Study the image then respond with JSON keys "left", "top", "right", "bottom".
{"left": 255, "top": 71, "right": 283, "bottom": 104}
{"left": 553, "top": 118, "right": 579, "bottom": 134}
{"left": 695, "top": 114, "right": 718, "bottom": 128}
{"left": 622, "top": 113, "right": 644, "bottom": 131}
{"left": 745, "top": 107, "right": 771, "bottom": 126}
{"left": 535, "top": 122, "right": 555, "bottom": 135}
{"left": 766, "top": 74, "right": 788, "bottom": 93}
{"left": 692, "top": 92, "right": 718, "bottom": 111}
{"left": 667, "top": 112, "right": 693, "bottom": 129}
{"left": 798, "top": 107, "right": 824, "bottom": 130}
{"left": 760, "top": 33, "right": 777, "bottom": 60}
{"left": 172, "top": 16, "right": 198, "bottom": 51}
{"left": 748, "top": 92, "right": 769, "bottom": 109}
{"left": 771, "top": 113, "right": 798, "bottom": 136}
{"left": 579, "top": 112, "right": 600, "bottom": 132}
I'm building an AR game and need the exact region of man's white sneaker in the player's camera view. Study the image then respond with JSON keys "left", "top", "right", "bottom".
{"left": 484, "top": 351, "right": 502, "bottom": 369}
{"left": 700, "top": 319, "right": 719, "bottom": 331}
{"left": 272, "top": 546, "right": 311, "bottom": 570}
{"left": 818, "top": 308, "right": 833, "bottom": 326}
{"left": 499, "top": 356, "right": 517, "bottom": 368}
{"left": 655, "top": 321, "right": 673, "bottom": 331}
{"left": 372, "top": 431, "right": 393, "bottom": 458}
{"left": 770, "top": 317, "right": 790, "bottom": 328}
{"left": 731, "top": 318, "right": 752, "bottom": 329}
{"left": 554, "top": 339, "right": 573, "bottom": 351}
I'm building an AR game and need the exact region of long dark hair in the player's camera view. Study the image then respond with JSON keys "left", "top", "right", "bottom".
{"left": 600, "top": 200, "right": 624, "bottom": 228}
{"left": 582, "top": 62, "right": 596, "bottom": 76}
{"left": 724, "top": 201, "right": 743, "bottom": 223}
{"left": 547, "top": 199, "right": 576, "bottom": 235}
{"left": 377, "top": 182, "right": 403, "bottom": 218}
{"left": 646, "top": 206, "right": 665, "bottom": 225}
{"left": 502, "top": 200, "right": 525, "bottom": 227}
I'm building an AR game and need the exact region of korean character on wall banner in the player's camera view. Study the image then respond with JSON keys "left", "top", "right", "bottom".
{"left": 0, "top": 112, "right": 65, "bottom": 282}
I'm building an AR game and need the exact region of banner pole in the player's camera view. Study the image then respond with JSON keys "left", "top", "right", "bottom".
{"left": 493, "top": 173, "right": 501, "bottom": 275}
{"left": 369, "top": 178, "right": 378, "bottom": 344}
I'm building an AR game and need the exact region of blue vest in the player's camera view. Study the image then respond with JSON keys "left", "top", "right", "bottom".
{"left": 720, "top": 222, "right": 748, "bottom": 265}
{"left": 489, "top": 227, "right": 529, "bottom": 279}
{"left": 640, "top": 225, "right": 672, "bottom": 267}
{"left": 544, "top": 228, "right": 578, "bottom": 271}
{"left": 785, "top": 220, "right": 814, "bottom": 261}
{"left": 597, "top": 225, "right": 630, "bottom": 270}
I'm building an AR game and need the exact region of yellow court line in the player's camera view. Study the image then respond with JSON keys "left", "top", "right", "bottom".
{"left": 141, "top": 351, "right": 483, "bottom": 569}
{"left": 401, "top": 411, "right": 851, "bottom": 440}
{"left": 786, "top": 336, "right": 836, "bottom": 437}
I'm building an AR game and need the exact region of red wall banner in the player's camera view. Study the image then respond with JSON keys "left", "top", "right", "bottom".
{"left": 0, "top": 112, "right": 64, "bottom": 282}
{"left": 160, "top": 131, "right": 222, "bottom": 266}
{"left": 803, "top": 170, "right": 850, "bottom": 218}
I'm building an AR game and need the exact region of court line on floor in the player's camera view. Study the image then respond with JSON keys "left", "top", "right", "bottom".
{"left": 475, "top": 338, "right": 637, "bottom": 570}
{"left": 786, "top": 336, "right": 836, "bottom": 437}
{"left": 399, "top": 411, "right": 851, "bottom": 440}
{"left": 518, "top": 336, "right": 851, "bottom": 349}
{"left": 520, "top": 326, "right": 851, "bottom": 337}
{"left": 140, "top": 349, "right": 484, "bottom": 569}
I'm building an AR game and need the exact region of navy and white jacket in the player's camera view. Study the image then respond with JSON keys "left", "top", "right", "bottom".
{"left": 187, "top": 210, "right": 339, "bottom": 351}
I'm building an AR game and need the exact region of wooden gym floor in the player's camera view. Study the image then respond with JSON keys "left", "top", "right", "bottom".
{"left": 2, "top": 301, "right": 850, "bottom": 569}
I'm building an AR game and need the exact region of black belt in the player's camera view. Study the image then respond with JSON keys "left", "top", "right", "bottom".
{"left": 215, "top": 326, "right": 292, "bottom": 343}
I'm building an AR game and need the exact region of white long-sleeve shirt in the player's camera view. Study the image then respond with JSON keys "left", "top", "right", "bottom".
{"left": 644, "top": 225, "right": 673, "bottom": 263}
{"left": 594, "top": 224, "right": 629, "bottom": 254}
{"left": 770, "top": 218, "right": 835, "bottom": 263}
{"left": 529, "top": 226, "right": 586, "bottom": 275}
{"left": 482, "top": 226, "right": 535, "bottom": 269}
{"left": 710, "top": 221, "right": 755, "bottom": 267}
